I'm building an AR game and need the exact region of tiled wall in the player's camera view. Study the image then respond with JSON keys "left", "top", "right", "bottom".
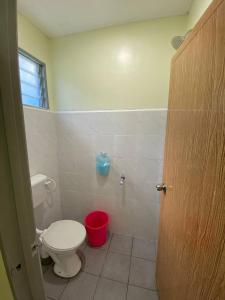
{"left": 55, "top": 110, "right": 167, "bottom": 240}
{"left": 23, "top": 107, "right": 167, "bottom": 240}
{"left": 23, "top": 107, "right": 62, "bottom": 229}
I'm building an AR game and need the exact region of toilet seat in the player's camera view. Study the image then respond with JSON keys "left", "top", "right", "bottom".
{"left": 42, "top": 220, "right": 86, "bottom": 252}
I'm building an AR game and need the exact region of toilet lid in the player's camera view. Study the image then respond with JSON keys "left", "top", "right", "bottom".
{"left": 42, "top": 220, "right": 86, "bottom": 251}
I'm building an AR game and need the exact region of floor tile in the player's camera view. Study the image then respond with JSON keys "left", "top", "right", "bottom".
{"left": 43, "top": 268, "right": 68, "bottom": 300}
{"left": 83, "top": 247, "right": 107, "bottom": 275}
{"left": 100, "top": 232, "right": 112, "bottom": 250}
{"left": 109, "top": 234, "right": 132, "bottom": 255}
{"left": 60, "top": 272, "right": 98, "bottom": 300}
{"left": 132, "top": 239, "right": 157, "bottom": 261}
{"left": 129, "top": 257, "right": 156, "bottom": 290}
{"left": 102, "top": 252, "right": 130, "bottom": 283}
{"left": 94, "top": 278, "right": 127, "bottom": 300}
{"left": 127, "top": 285, "right": 158, "bottom": 300}
{"left": 80, "top": 240, "right": 87, "bottom": 251}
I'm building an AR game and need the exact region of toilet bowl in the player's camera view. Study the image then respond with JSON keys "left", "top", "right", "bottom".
{"left": 39, "top": 220, "right": 86, "bottom": 278}
{"left": 30, "top": 174, "right": 86, "bottom": 278}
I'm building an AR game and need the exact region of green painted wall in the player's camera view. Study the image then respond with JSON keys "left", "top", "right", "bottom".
{"left": 17, "top": 14, "right": 55, "bottom": 110}
{"left": 17, "top": 14, "right": 188, "bottom": 110}
{"left": 0, "top": 251, "right": 14, "bottom": 300}
{"left": 51, "top": 16, "right": 187, "bottom": 110}
{"left": 187, "top": 0, "right": 213, "bottom": 29}
{"left": 17, "top": 0, "right": 215, "bottom": 111}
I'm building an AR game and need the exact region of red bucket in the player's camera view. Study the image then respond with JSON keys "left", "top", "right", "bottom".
{"left": 85, "top": 211, "right": 109, "bottom": 247}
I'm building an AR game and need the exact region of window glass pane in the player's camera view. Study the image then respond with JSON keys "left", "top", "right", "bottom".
{"left": 21, "top": 82, "right": 41, "bottom": 99}
{"left": 19, "top": 69, "right": 40, "bottom": 87}
{"left": 19, "top": 54, "right": 38, "bottom": 75}
{"left": 18, "top": 50, "right": 49, "bottom": 109}
{"left": 22, "top": 94, "right": 40, "bottom": 108}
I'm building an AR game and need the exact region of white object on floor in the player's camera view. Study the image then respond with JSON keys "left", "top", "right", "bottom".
{"left": 31, "top": 174, "right": 86, "bottom": 278}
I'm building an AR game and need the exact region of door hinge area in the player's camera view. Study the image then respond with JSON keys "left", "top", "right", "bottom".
{"left": 11, "top": 263, "right": 22, "bottom": 276}
{"left": 30, "top": 240, "right": 39, "bottom": 257}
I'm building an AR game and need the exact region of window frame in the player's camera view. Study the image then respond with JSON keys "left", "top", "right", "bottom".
{"left": 18, "top": 48, "right": 49, "bottom": 110}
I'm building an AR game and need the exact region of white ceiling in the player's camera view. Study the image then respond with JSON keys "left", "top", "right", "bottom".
{"left": 17, "top": 0, "right": 193, "bottom": 37}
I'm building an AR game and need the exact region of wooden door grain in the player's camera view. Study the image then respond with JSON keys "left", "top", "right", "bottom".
{"left": 156, "top": 1, "right": 225, "bottom": 299}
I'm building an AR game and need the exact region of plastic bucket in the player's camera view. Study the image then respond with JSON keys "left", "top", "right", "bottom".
{"left": 85, "top": 211, "right": 109, "bottom": 247}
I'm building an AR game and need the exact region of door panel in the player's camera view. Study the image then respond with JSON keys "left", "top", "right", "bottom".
{"left": 169, "top": 17, "right": 216, "bottom": 111}
{"left": 156, "top": 1, "right": 225, "bottom": 299}
{"left": 214, "top": 1, "right": 225, "bottom": 111}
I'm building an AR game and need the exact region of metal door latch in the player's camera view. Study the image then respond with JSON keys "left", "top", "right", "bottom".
{"left": 156, "top": 183, "right": 167, "bottom": 193}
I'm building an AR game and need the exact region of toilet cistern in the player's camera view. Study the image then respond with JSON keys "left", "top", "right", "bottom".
{"left": 30, "top": 174, "right": 86, "bottom": 278}
{"left": 120, "top": 174, "right": 126, "bottom": 185}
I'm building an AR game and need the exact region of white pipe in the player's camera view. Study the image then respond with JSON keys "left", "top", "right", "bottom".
{"left": 36, "top": 228, "right": 49, "bottom": 259}
{"left": 45, "top": 178, "right": 57, "bottom": 191}
{"left": 36, "top": 227, "right": 44, "bottom": 236}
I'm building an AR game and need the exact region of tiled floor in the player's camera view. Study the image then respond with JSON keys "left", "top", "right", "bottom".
{"left": 43, "top": 234, "right": 158, "bottom": 300}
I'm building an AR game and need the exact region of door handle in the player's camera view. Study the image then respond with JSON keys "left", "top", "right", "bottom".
{"left": 156, "top": 183, "right": 167, "bottom": 193}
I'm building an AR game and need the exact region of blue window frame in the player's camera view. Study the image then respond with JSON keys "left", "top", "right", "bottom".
{"left": 18, "top": 49, "right": 49, "bottom": 109}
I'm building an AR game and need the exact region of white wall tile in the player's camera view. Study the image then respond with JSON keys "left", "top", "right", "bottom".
{"left": 113, "top": 135, "right": 139, "bottom": 159}
{"left": 24, "top": 108, "right": 167, "bottom": 240}
{"left": 23, "top": 107, "right": 62, "bottom": 229}
{"left": 56, "top": 110, "right": 167, "bottom": 240}
{"left": 93, "top": 134, "right": 114, "bottom": 156}
{"left": 137, "top": 135, "right": 165, "bottom": 159}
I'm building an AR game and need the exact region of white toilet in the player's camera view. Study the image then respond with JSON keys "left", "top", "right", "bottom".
{"left": 31, "top": 174, "right": 86, "bottom": 278}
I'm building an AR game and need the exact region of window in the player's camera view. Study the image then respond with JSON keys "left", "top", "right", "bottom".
{"left": 18, "top": 49, "right": 49, "bottom": 109}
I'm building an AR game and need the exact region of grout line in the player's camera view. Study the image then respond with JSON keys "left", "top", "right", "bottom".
{"left": 56, "top": 234, "right": 157, "bottom": 300}
{"left": 128, "top": 283, "right": 158, "bottom": 292}
{"left": 55, "top": 263, "right": 71, "bottom": 300}
{"left": 57, "top": 278, "right": 70, "bottom": 300}
{"left": 131, "top": 256, "right": 156, "bottom": 263}
{"left": 131, "top": 255, "right": 156, "bottom": 263}
{"left": 107, "top": 233, "right": 133, "bottom": 257}
{"left": 91, "top": 232, "right": 113, "bottom": 300}
{"left": 99, "top": 232, "right": 113, "bottom": 277}
{"left": 108, "top": 249, "right": 132, "bottom": 257}
{"left": 125, "top": 237, "right": 133, "bottom": 300}
{"left": 83, "top": 270, "right": 158, "bottom": 293}
{"left": 58, "top": 249, "right": 86, "bottom": 300}
{"left": 91, "top": 275, "right": 100, "bottom": 300}
{"left": 99, "top": 274, "right": 128, "bottom": 285}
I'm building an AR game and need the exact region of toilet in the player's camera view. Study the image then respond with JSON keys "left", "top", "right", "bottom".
{"left": 31, "top": 174, "right": 86, "bottom": 278}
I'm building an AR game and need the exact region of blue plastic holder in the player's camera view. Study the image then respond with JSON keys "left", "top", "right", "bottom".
{"left": 96, "top": 152, "right": 111, "bottom": 176}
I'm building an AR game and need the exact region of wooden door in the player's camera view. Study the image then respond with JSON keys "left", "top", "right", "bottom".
{"left": 156, "top": 0, "right": 225, "bottom": 299}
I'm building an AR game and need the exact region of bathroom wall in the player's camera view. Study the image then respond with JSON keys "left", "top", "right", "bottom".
{"left": 55, "top": 109, "right": 167, "bottom": 240}
{"left": 17, "top": 14, "right": 54, "bottom": 110}
{"left": 19, "top": 11, "right": 171, "bottom": 239}
{"left": 23, "top": 107, "right": 62, "bottom": 229}
{"left": 51, "top": 16, "right": 187, "bottom": 111}
{"left": 17, "top": 13, "right": 187, "bottom": 111}
{"left": 187, "top": 0, "right": 213, "bottom": 29}
{"left": 0, "top": 251, "right": 14, "bottom": 300}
